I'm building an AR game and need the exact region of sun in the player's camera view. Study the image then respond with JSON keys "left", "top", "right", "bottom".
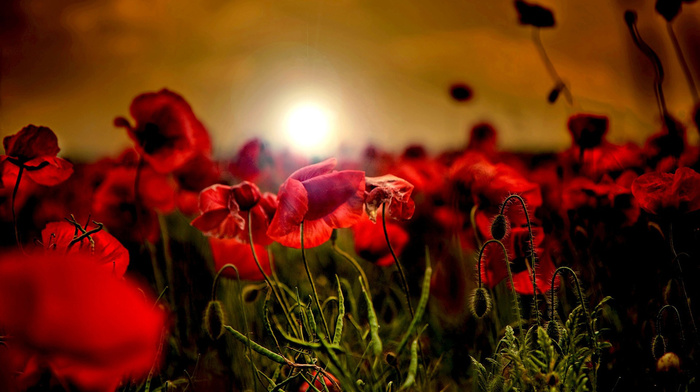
{"left": 284, "top": 102, "right": 334, "bottom": 155}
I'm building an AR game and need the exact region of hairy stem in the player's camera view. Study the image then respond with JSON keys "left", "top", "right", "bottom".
{"left": 382, "top": 203, "right": 414, "bottom": 317}
{"left": 300, "top": 221, "right": 331, "bottom": 338}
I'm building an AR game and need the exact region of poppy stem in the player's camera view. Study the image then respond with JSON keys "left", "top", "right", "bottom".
{"left": 549, "top": 267, "right": 595, "bottom": 347}
{"left": 669, "top": 252, "right": 698, "bottom": 338}
{"left": 331, "top": 236, "right": 371, "bottom": 295}
{"left": 247, "top": 210, "right": 300, "bottom": 338}
{"left": 500, "top": 194, "right": 540, "bottom": 325}
{"left": 666, "top": 22, "right": 699, "bottom": 104}
{"left": 480, "top": 239, "right": 524, "bottom": 343}
{"left": 657, "top": 304, "right": 685, "bottom": 348}
{"left": 300, "top": 221, "right": 332, "bottom": 338}
{"left": 11, "top": 164, "right": 24, "bottom": 253}
{"left": 158, "top": 214, "right": 177, "bottom": 313}
{"left": 624, "top": 10, "right": 668, "bottom": 125}
{"left": 532, "top": 28, "right": 573, "bottom": 105}
{"left": 382, "top": 203, "right": 414, "bottom": 317}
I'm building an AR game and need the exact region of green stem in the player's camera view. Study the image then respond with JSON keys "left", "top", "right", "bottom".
{"left": 657, "top": 304, "right": 685, "bottom": 346}
{"left": 158, "top": 214, "right": 177, "bottom": 312}
{"left": 550, "top": 267, "right": 595, "bottom": 347}
{"left": 481, "top": 239, "right": 524, "bottom": 343}
{"left": 382, "top": 203, "right": 414, "bottom": 317}
{"left": 300, "top": 221, "right": 331, "bottom": 338}
{"left": 247, "top": 210, "right": 300, "bottom": 338}
{"left": 500, "top": 194, "right": 539, "bottom": 325}
{"left": 331, "top": 240, "right": 371, "bottom": 295}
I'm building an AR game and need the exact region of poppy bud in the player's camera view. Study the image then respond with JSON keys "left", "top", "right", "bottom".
{"left": 204, "top": 300, "right": 226, "bottom": 340}
{"left": 470, "top": 287, "right": 492, "bottom": 318}
{"left": 546, "top": 320, "right": 561, "bottom": 343}
{"left": 656, "top": 352, "right": 680, "bottom": 373}
{"left": 232, "top": 181, "right": 261, "bottom": 210}
{"left": 652, "top": 334, "right": 667, "bottom": 360}
{"left": 490, "top": 214, "right": 508, "bottom": 240}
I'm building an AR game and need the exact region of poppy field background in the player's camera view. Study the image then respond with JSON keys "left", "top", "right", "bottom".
{"left": 2, "top": 1, "right": 700, "bottom": 392}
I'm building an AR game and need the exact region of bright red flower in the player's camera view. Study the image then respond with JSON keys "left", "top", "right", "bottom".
{"left": 40, "top": 221, "right": 130, "bottom": 277}
{"left": 631, "top": 167, "right": 700, "bottom": 217}
{"left": 1, "top": 125, "right": 73, "bottom": 186}
{"left": 364, "top": 175, "right": 415, "bottom": 223}
{"left": 114, "top": 89, "right": 211, "bottom": 174}
{"left": 192, "top": 182, "right": 277, "bottom": 245}
{"left": 208, "top": 237, "right": 271, "bottom": 280}
{"left": 511, "top": 250, "right": 558, "bottom": 295}
{"left": 351, "top": 213, "right": 409, "bottom": 267}
{"left": 267, "top": 158, "right": 365, "bottom": 248}
{"left": 0, "top": 252, "right": 166, "bottom": 392}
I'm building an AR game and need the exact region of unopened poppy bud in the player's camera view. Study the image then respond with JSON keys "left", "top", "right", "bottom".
{"left": 546, "top": 320, "right": 561, "bottom": 343}
{"left": 652, "top": 334, "right": 667, "bottom": 360}
{"left": 656, "top": 352, "right": 680, "bottom": 373}
{"left": 470, "top": 287, "right": 492, "bottom": 318}
{"left": 490, "top": 214, "right": 508, "bottom": 240}
{"left": 204, "top": 300, "right": 226, "bottom": 340}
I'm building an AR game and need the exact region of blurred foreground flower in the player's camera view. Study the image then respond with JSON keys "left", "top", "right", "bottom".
{"left": 0, "top": 252, "right": 166, "bottom": 392}
{"left": 267, "top": 158, "right": 365, "bottom": 248}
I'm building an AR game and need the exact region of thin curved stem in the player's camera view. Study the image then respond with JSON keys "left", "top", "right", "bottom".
{"left": 480, "top": 239, "right": 524, "bottom": 341}
{"left": 247, "top": 210, "right": 299, "bottom": 338}
{"left": 331, "top": 241, "right": 371, "bottom": 295}
{"left": 549, "top": 267, "right": 594, "bottom": 343}
{"left": 532, "top": 28, "right": 573, "bottom": 105}
{"left": 300, "top": 221, "right": 331, "bottom": 338}
{"left": 11, "top": 164, "right": 24, "bottom": 252}
{"left": 382, "top": 203, "right": 414, "bottom": 317}
{"left": 657, "top": 304, "right": 685, "bottom": 345}
{"left": 667, "top": 22, "right": 699, "bottom": 104}
{"left": 500, "top": 194, "right": 539, "bottom": 325}
{"left": 669, "top": 252, "right": 697, "bottom": 336}
{"left": 625, "top": 11, "right": 668, "bottom": 124}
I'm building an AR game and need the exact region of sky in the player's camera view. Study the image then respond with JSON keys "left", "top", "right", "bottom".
{"left": 1, "top": 0, "right": 699, "bottom": 160}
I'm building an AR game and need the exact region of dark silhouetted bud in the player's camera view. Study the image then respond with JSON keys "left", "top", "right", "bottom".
{"left": 546, "top": 320, "right": 561, "bottom": 343}
{"left": 470, "top": 287, "right": 492, "bottom": 318}
{"left": 490, "top": 214, "right": 508, "bottom": 240}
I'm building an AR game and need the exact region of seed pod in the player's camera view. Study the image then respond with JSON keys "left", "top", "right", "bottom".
{"left": 652, "top": 334, "right": 667, "bottom": 360}
{"left": 204, "top": 300, "right": 226, "bottom": 340}
{"left": 470, "top": 287, "right": 492, "bottom": 318}
{"left": 490, "top": 214, "right": 508, "bottom": 240}
{"left": 546, "top": 320, "right": 561, "bottom": 343}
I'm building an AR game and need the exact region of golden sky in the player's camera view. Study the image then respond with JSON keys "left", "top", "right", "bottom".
{"left": 1, "top": 0, "right": 699, "bottom": 160}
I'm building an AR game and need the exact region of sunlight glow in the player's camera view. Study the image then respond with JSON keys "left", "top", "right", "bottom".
{"left": 284, "top": 103, "right": 334, "bottom": 155}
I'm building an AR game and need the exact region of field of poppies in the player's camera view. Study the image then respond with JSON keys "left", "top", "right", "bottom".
{"left": 2, "top": 2, "right": 700, "bottom": 392}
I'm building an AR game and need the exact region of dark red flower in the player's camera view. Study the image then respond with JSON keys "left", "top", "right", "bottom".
{"left": 466, "top": 122, "right": 498, "bottom": 155}
{"left": 351, "top": 213, "right": 409, "bottom": 267}
{"left": 364, "top": 175, "right": 415, "bottom": 223}
{"left": 173, "top": 153, "right": 221, "bottom": 215}
{"left": 0, "top": 251, "right": 165, "bottom": 392}
{"left": 267, "top": 158, "right": 365, "bottom": 248}
{"left": 1, "top": 125, "right": 73, "bottom": 186}
{"left": 299, "top": 371, "right": 340, "bottom": 392}
{"left": 208, "top": 237, "right": 271, "bottom": 280}
{"left": 562, "top": 172, "right": 640, "bottom": 226}
{"left": 631, "top": 167, "right": 700, "bottom": 216}
{"left": 514, "top": 0, "right": 555, "bottom": 28}
{"left": 567, "top": 114, "right": 608, "bottom": 150}
{"left": 114, "top": 89, "right": 211, "bottom": 174}
{"left": 655, "top": 0, "right": 696, "bottom": 22}
{"left": 191, "top": 182, "right": 277, "bottom": 245}
{"left": 449, "top": 83, "right": 473, "bottom": 102}
{"left": 91, "top": 167, "right": 171, "bottom": 243}
{"left": 40, "top": 221, "right": 130, "bottom": 277}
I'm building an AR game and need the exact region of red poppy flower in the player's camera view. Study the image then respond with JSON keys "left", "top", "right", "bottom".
{"left": 511, "top": 250, "right": 558, "bottom": 295}
{"left": 266, "top": 158, "right": 365, "bottom": 248}
{"left": 208, "top": 237, "right": 271, "bottom": 280}
{"left": 562, "top": 172, "right": 640, "bottom": 226}
{"left": 389, "top": 147, "right": 446, "bottom": 197}
{"left": 351, "top": 213, "right": 409, "bottom": 267}
{"left": 192, "top": 182, "right": 277, "bottom": 245}
{"left": 173, "top": 153, "right": 221, "bottom": 215}
{"left": 514, "top": 0, "right": 555, "bottom": 28}
{"left": 91, "top": 167, "right": 169, "bottom": 243}
{"left": 1, "top": 125, "right": 73, "bottom": 186}
{"left": 114, "top": 89, "right": 211, "bottom": 174}
{"left": 299, "top": 371, "right": 340, "bottom": 392}
{"left": 631, "top": 167, "right": 700, "bottom": 217}
{"left": 40, "top": 221, "right": 130, "bottom": 277}
{"left": 567, "top": 114, "right": 608, "bottom": 150}
{"left": 0, "top": 252, "right": 166, "bottom": 392}
{"left": 364, "top": 175, "right": 415, "bottom": 223}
